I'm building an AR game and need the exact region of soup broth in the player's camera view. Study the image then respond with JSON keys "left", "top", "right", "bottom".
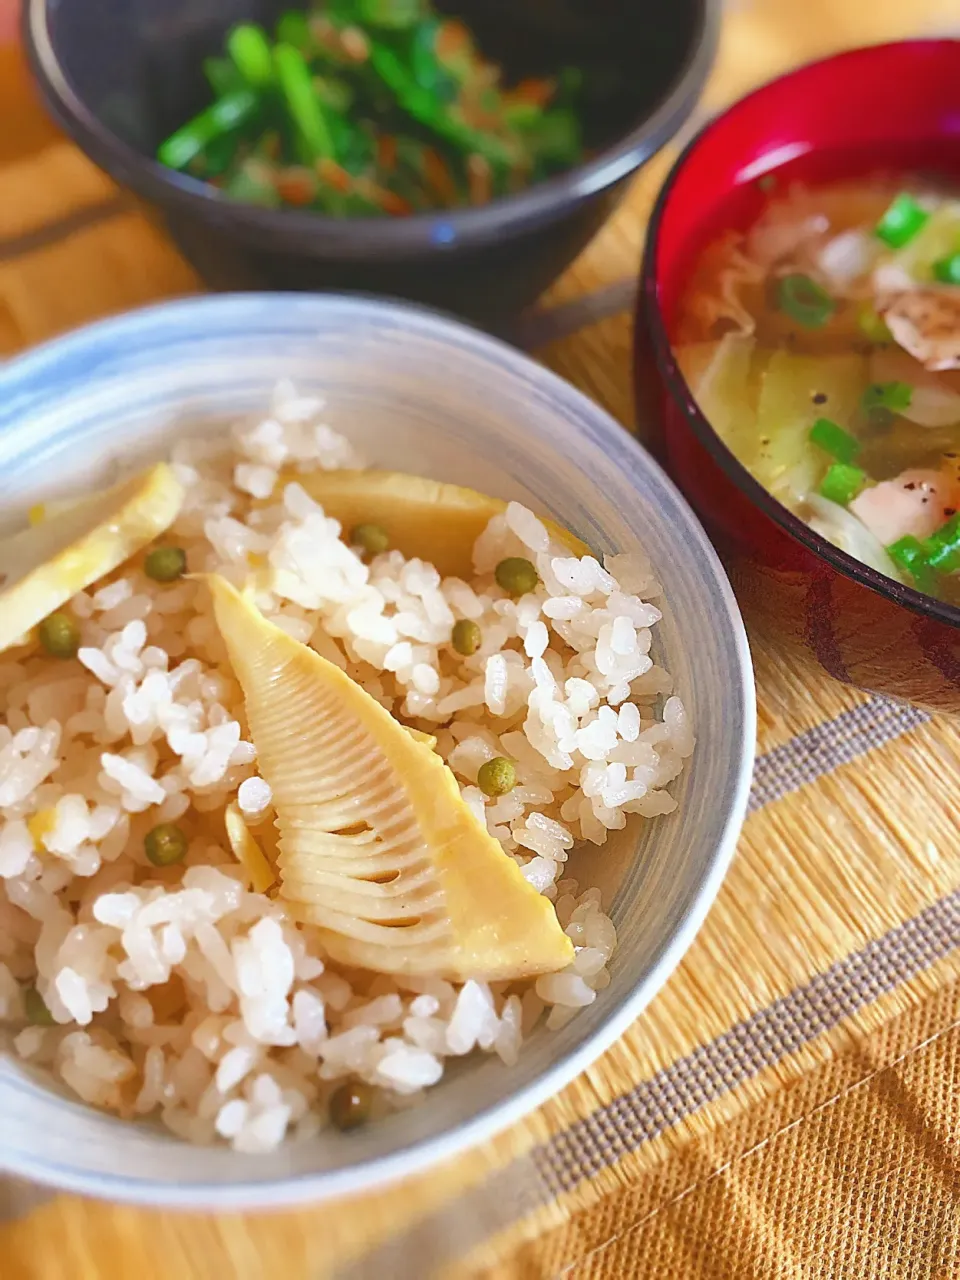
{"left": 674, "top": 173, "right": 960, "bottom": 604}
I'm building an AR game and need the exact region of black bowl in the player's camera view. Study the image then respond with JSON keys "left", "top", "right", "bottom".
{"left": 25, "top": 0, "right": 716, "bottom": 324}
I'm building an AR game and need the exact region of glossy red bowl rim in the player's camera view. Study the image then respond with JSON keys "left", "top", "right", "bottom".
{"left": 25, "top": 0, "right": 718, "bottom": 261}
{"left": 638, "top": 38, "right": 960, "bottom": 632}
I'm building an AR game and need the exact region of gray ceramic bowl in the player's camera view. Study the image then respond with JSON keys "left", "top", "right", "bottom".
{"left": 0, "top": 294, "right": 754, "bottom": 1206}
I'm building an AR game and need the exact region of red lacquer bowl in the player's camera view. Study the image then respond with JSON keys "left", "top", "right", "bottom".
{"left": 637, "top": 39, "right": 960, "bottom": 713}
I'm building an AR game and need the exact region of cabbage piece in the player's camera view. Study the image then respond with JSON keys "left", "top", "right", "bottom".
{"left": 869, "top": 347, "right": 960, "bottom": 426}
{"left": 804, "top": 493, "right": 906, "bottom": 583}
{"left": 754, "top": 352, "right": 867, "bottom": 506}
{"left": 675, "top": 341, "right": 722, "bottom": 394}
{"left": 816, "top": 229, "right": 881, "bottom": 291}
{"left": 888, "top": 202, "right": 960, "bottom": 284}
{"left": 676, "top": 334, "right": 760, "bottom": 462}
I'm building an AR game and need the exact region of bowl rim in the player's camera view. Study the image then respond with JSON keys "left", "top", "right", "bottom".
{"left": 0, "top": 291, "right": 755, "bottom": 1207}
{"left": 639, "top": 37, "right": 960, "bottom": 633}
{"left": 24, "top": 0, "right": 718, "bottom": 261}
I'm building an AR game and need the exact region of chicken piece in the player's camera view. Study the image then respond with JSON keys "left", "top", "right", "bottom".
{"left": 882, "top": 289, "right": 960, "bottom": 373}
{"left": 849, "top": 469, "right": 960, "bottom": 548}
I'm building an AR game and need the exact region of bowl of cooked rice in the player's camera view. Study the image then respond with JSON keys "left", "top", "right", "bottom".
{"left": 0, "top": 293, "right": 753, "bottom": 1206}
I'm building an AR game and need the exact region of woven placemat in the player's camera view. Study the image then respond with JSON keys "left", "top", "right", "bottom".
{"left": 3, "top": 3, "right": 960, "bottom": 1276}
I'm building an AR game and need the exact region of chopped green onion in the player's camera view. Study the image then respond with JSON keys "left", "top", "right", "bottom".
{"left": 226, "top": 24, "right": 274, "bottom": 88}
{"left": 924, "top": 513, "right": 960, "bottom": 574}
{"left": 312, "top": 74, "right": 354, "bottom": 114}
{"left": 875, "top": 193, "right": 930, "bottom": 248}
{"left": 157, "top": 90, "right": 259, "bottom": 171}
{"left": 819, "top": 462, "right": 867, "bottom": 506}
{"left": 274, "top": 43, "right": 335, "bottom": 162}
{"left": 517, "top": 108, "right": 581, "bottom": 168}
{"left": 857, "top": 305, "right": 893, "bottom": 344}
{"left": 933, "top": 252, "right": 960, "bottom": 285}
{"left": 367, "top": 42, "right": 518, "bottom": 167}
{"left": 189, "top": 132, "right": 239, "bottom": 179}
{"left": 276, "top": 10, "right": 312, "bottom": 50}
{"left": 410, "top": 19, "right": 460, "bottom": 101}
{"left": 776, "top": 274, "right": 835, "bottom": 328}
{"left": 203, "top": 56, "right": 243, "bottom": 98}
{"left": 558, "top": 67, "right": 583, "bottom": 98}
{"left": 809, "top": 418, "right": 861, "bottom": 464}
{"left": 887, "top": 535, "right": 936, "bottom": 593}
{"left": 156, "top": 2, "right": 587, "bottom": 215}
{"left": 357, "top": 0, "right": 427, "bottom": 29}
{"left": 862, "top": 381, "right": 913, "bottom": 415}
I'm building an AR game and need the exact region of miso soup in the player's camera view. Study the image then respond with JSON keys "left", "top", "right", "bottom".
{"left": 674, "top": 174, "right": 960, "bottom": 604}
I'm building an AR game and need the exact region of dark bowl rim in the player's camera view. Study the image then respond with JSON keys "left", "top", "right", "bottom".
{"left": 638, "top": 36, "right": 960, "bottom": 634}
{"left": 24, "top": 0, "right": 718, "bottom": 261}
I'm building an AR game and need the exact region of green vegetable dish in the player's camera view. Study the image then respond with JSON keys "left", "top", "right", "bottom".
{"left": 675, "top": 175, "right": 960, "bottom": 604}
{"left": 157, "top": 1, "right": 585, "bottom": 216}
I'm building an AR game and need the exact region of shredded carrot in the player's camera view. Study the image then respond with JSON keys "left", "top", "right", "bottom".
{"left": 377, "top": 134, "right": 398, "bottom": 173}
{"left": 466, "top": 153, "right": 492, "bottom": 206}
{"left": 422, "top": 147, "right": 458, "bottom": 205}
{"left": 356, "top": 177, "right": 412, "bottom": 217}
{"left": 339, "top": 25, "right": 370, "bottom": 62}
{"left": 374, "top": 188, "right": 413, "bottom": 217}
{"left": 262, "top": 131, "right": 282, "bottom": 162}
{"left": 456, "top": 85, "right": 502, "bottom": 132}
{"left": 317, "top": 158, "right": 353, "bottom": 193}
{"left": 508, "top": 77, "right": 556, "bottom": 109}
{"left": 275, "top": 168, "right": 316, "bottom": 206}
{"left": 436, "top": 19, "right": 471, "bottom": 63}
{"left": 310, "top": 15, "right": 338, "bottom": 49}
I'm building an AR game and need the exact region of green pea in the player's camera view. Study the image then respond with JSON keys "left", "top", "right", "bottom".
{"left": 451, "top": 618, "right": 482, "bottom": 656}
{"left": 23, "top": 985, "right": 55, "bottom": 1026}
{"left": 350, "top": 523, "right": 390, "bottom": 556}
{"left": 144, "top": 823, "right": 188, "bottom": 868}
{"left": 328, "top": 1080, "right": 373, "bottom": 1131}
{"left": 494, "top": 557, "right": 538, "bottom": 596}
{"left": 38, "top": 612, "right": 80, "bottom": 659}
{"left": 477, "top": 756, "right": 517, "bottom": 797}
{"left": 145, "top": 546, "right": 188, "bottom": 583}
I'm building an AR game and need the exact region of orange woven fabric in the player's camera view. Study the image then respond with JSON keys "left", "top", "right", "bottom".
{"left": 485, "top": 981, "right": 960, "bottom": 1279}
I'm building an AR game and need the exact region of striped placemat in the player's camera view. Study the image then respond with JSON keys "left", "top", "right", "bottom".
{"left": 3, "top": 2, "right": 960, "bottom": 1277}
